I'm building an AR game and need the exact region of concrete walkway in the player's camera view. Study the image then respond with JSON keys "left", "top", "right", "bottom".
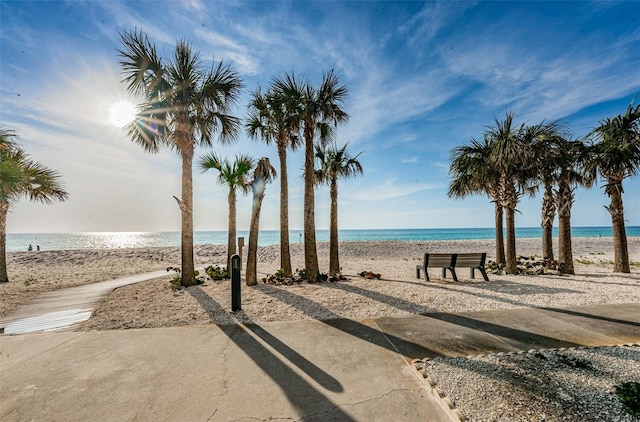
{"left": 1, "top": 301, "right": 639, "bottom": 421}
{"left": 1, "top": 272, "right": 639, "bottom": 421}
{"left": 0, "top": 270, "right": 168, "bottom": 334}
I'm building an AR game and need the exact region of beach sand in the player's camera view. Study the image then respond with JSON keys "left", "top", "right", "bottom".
{"left": 3, "top": 237, "right": 639, "bottom": 421}
{"left": 4, "top": 237, "right": 639, "bottom": 324}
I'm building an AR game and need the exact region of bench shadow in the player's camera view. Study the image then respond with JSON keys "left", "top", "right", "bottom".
{"left": 187, "top": 287, "right": 353, "bottom": 420}
{"left": 425, "top": 312, "right": 581, "bottom": 350}
{"left": 541, "top": 306, "right": 640, "bottom": 327}
{"left": 457, "top": 279, "right": 582, "bottom": 295}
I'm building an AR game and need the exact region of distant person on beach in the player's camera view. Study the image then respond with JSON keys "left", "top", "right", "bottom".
{"left": 28, "top": 244, "right": 33, "bottom": 251}
{"left": 37, "top": 245, "right": 40, "bottom": 251}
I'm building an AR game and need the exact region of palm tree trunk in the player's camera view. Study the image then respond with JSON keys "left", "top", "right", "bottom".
{"left": 227, "top": 190, "right": 237, "bottom": 271}
{"left": 180, "top": 150, "right": 196, "bottom": 287}
{"left": 541, "top": 183, "right": 555, "bottom": 261}
{"left": 278, "top": 143, "right": 292, "bottom": 276}
{"left": 303, "top": 127, "right": 319, "bottom": 281}
{"left": 502, "top": 179, "right": 519, "bottom": 274}
{"left": 608, "top": 182, "right": 630, "bottom": 273}
{"left": 0, "top": 201, "right": 9, "bottom": 283}
{"left": 556, "top": 181, "right": 574, "bottom": 274}
{"left": 505, "top": 205, "right": 518, "bottom": 274}
{"left": 494, "top": 202, "right": 505, "bottom": 265}
{"left": 329, "top": 180, "right": 339, "bottom": 276}
{"left": 246, "top": 187, "right": 265, "bottom": 285}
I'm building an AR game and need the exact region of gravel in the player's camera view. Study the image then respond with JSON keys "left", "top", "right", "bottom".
{"left": 418, "top": 345, "right": 640, "bottom": 421}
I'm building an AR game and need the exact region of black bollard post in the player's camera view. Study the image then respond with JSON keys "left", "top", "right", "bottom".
{"left": 231, "top": 254, "right": 241, "bottom": 311}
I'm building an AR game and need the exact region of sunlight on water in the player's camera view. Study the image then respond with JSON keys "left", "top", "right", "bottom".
{"left": 6, "top": 227, "right": 639, "bottom": 252}
{"left": 85, "top": 232, "right": 149, "bottom": 249}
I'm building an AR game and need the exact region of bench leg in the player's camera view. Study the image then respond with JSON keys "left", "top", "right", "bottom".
{"left": 416, "top": 266, "right": 421, "bottom": 279}
{"left": 450, "top": 267, "right": 459, "bottom": 282}
{"left": 479, "top": 268, "right": 489, "bottom": 281}
{"left": 441, "top": 268, "right": 446, "bottom": 280}
{"left": 470, "top": 268, "right": 475, "bottom": 279}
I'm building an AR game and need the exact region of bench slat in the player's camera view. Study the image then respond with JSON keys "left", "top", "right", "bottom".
{"left": 426, "top": 254, "right": 455, "bottom": 267}
{"left": 416, "top": 252, "right": 489, "bottom": 282}
{"left": 455, "top": 253, "right": 485, "bottom": 267}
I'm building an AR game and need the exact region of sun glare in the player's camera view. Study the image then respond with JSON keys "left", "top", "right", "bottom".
{"left": 108, "top": 100, "right": 137, "bottom": 127}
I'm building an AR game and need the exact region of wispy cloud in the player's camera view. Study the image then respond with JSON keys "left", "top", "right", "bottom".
{"left": 351, "top": 178, "right": 440, "bottom": 201}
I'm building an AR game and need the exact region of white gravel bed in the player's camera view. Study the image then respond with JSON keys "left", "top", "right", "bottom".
{"left": 422, "top": 346, "right": 640, "bottom": 421}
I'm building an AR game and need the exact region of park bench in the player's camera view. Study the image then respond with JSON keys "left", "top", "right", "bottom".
{"left": 416, "top": 252, "right": 489, "bottom": 282}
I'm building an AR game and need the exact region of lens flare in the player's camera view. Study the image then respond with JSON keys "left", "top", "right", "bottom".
{"left": 108, "top": 101, "right": 137, "bottom": 127}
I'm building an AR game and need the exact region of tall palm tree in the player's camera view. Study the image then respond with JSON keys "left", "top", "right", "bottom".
{"left": 274, "top": 70, "right": 349, "bottom": 281}
{"left": 449, "top": 136, "right": 506, "bottom": 265}
{"left": 199, "top": 153, "right": 253, "bottom": 270}
{"left": 245, "top": 157, "right": 277, "bottom": 285}
{"left": 0, "top": 128, "right": 68, "bottom": 283}
{"left": 531, "top": 131, "right": 559, "bottom": 261}
{"left": 587, "top": 102, "right": 640, "bottom": 273}
{"left": 246, "top": 83, "right": 301, "bottom": 276}
{"left": 553, "top": 139, "right": 592, "bottom": 274}
{"left": 118, "top": 30, "right": 242, "bottom": 286}
{"left": 315, "top": 142, "right": 363, "bottom": 276}
{"left": 486, "top": 113, "right": 550, "bottom": 274}
{"left": 485, "top": 113, "right": 534, "bottom": 274}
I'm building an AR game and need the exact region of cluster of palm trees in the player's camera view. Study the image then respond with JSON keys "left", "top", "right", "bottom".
{"left": 0, "top": 128, "right": 68, "bottom": 283}
{"left": 119, "top": 30, "right": 361, "bottom": 286}
{"left": 449, "top": 103, "right": 640, "bottom": 274}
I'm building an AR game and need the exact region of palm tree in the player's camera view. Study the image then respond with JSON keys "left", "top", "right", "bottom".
{"left": 587, "top": 103, "right": 640, "bottom": 273}
{"left": 118, "top": 30, "right": 242, "bottom": 286}
{"left": 531, "top": 132, "right": 559, "bottom": 261}
{"left": 199, "top": 153, "right": 253, "bottom": 270}
{"left": 449, "top": 137, "right": 506, "bottom": 265}
{"left": 314, "top": 142, "right": 363, "bottom": 276}
{"left": 0, "top": 128, "right": 68, "bottom": 283}
{"left": 484, "top": 113, "right": 532, "bottom": 274}
{"left": 245, "top": 157, "right": 277, "bottom": 285}
{"left": 554, "top": 139, "right": 592, "bottom": 274}
{"left": 274, "top": 70, "right": 348, "bottom": 281}
{"left": 486, "top": 113, "right": 551, "bottom": 274}
{"left": 246, "top": 83, "right": 301, "bottom": 276}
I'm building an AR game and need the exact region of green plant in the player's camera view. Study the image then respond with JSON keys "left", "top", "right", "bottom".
{"left": 205, "top": 264, "right": 229, "bottom": 280}
{"left": 166, "top": 266, "right": 183, "bottom": 290}
{"left": 297, "top": 268, "right": 307, "bottom": 280}
{"left": 615, "top": 381, "right": 640, "bottom": 418}
{"left": 24, "top": 278, "right": 36, "bottom": 286}
{"left": 318, "top": 272, "right": 328, "bottom": 282}
{"left": 556, "top": 353, "right": 592, "bottom": 369}
{"left": 167, "top": 266, "right": 205, "bottom": 289}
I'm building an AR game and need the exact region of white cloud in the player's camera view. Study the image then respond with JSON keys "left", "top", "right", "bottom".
{"left": 351, "top": 178, "right": 440, "bottom": 201}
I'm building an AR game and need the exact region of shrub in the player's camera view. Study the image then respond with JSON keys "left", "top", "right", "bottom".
{"left": 166, "top": 266, "right": 205, "bottom": 289}
{"left": 615, "top": 381, "right": 640, "bottom": 418}
{"left": 205, "top": 264, "right": 229, "bottom": 280}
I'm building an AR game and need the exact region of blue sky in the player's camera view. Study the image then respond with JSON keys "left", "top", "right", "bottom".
{"left": 1, "top": 1, "right": 639, "bottom": 233}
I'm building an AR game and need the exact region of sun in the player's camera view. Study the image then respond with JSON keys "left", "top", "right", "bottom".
{"left": 108, "top": 100, "right": 137, "bottom": 127}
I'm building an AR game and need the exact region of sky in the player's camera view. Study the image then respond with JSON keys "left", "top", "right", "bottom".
{"left": 1, "top": 0, "right": 639, "bottom": 234}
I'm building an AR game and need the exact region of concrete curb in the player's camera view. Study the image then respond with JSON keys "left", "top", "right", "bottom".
{"left": 411, "top": 358, "right": 466, "bottom": 422}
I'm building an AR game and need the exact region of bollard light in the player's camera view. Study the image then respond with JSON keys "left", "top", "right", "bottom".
{"left": 231, "top": 254, "right": 241, "bottom": 311}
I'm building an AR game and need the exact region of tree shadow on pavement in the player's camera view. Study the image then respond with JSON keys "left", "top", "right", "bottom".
{"left": 188, "top": 287, "right": 353, "bottom": 421}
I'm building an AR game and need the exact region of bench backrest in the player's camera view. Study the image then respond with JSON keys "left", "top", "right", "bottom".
{"left": 455, "top": 253, "right": 486, "bottom": 268}
{"left": 425, "top": 253, "right": 455, "bottom": 268}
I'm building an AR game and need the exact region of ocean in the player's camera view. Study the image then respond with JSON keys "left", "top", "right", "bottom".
{"left": 7, "top": 226, "right": 640, "bottom": 252}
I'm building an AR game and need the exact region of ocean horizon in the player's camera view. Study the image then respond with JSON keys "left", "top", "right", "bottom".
{"left": 7, "top": 226, "right": 640, "bottom": 252}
